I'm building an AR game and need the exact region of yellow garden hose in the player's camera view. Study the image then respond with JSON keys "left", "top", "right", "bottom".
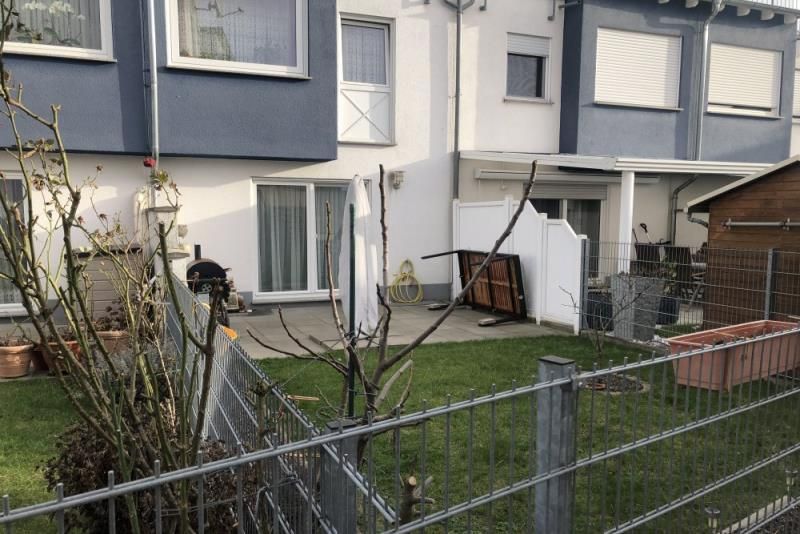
{"left": 389, "top": 259, "right": 424, "bottom": 304}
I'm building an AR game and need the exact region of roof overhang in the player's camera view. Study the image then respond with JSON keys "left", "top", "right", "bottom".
{"left": 687, "top": 154, "right": 800, "bottom": 213}
{"left": 460, "top": 151, "right": 769, "bottom": 176}
{"left": 703, "top": 0, "right": 800, "bottom": 18}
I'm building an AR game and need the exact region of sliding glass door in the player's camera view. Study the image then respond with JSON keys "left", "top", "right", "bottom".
{"left": 257, "top": 182, "right": 348, "bottom": 297}
{"left": 531, "top": 197, "right": 602, "bottom": 275}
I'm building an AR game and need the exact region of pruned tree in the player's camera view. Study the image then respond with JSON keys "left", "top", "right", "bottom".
{"left": 250, "top": 162, "right": 538, "bottom": 460}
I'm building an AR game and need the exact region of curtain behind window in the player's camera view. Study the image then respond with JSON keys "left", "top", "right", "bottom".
{"left": 342, "top": 23, "right": 387, "bottom": 85}
{"left": 315, "top": 186, "right": 347, "bottom": 290}
{"left": 258, "top": 185, "right": 307, "bottom": 292}
{"left": 178, "top": 0, "right": 296, "bottom": 66}
{"left": 14, "top": 0, "right": 102, "bottom": 49}
{"left": 0, "top": 181, "right": 23, "bottom": 305}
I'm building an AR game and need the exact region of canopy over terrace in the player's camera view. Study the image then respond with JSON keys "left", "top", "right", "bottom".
{"left": 460, "top": 151, "right": 769, "bottom": 271}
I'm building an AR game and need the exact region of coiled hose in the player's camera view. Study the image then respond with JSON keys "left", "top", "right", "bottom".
{"left": 389, "top": 259, "right": 424, "bottom": 304}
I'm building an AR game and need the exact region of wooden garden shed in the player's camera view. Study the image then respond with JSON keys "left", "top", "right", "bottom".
{"left": 687, "top": 156, "right": 800, "bottom": 327}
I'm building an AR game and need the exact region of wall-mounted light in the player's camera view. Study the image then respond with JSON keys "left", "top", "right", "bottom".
{"left": 392, "top": 170, "right": 406, "bottom": 189}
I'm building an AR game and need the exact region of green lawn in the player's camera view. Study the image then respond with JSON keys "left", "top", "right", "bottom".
{"left": 259, "top": 336, "right": 800, "bottom": 532}
{"left": 0, "top": 378, "right": 76, "bottom": 532}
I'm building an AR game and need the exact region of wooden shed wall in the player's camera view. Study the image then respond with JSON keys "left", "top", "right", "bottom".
{"left": 703, "top": 165, "right": 800, "bottom": 327}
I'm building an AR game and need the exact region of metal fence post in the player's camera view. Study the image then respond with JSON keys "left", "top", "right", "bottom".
{"left": 579, "top": 239, "right": 591, "bottom": 332}
{"left": 320, "top": 420, "right": 359, "bottom": 533}
{"left": 536, "top": 356, "right": 577, "bottom": 534}
{"left": 765, "top": 248, "right": 776, "bottom": 320}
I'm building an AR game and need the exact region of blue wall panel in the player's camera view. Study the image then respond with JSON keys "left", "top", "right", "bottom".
{"left": 0, "top": 0, "right": 338, "bottom": 161}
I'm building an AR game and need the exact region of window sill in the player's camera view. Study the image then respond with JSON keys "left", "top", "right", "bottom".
{"left": 504, "top": 96, "right": 553, "bottom": 105}
{"left": 706, "top": 109, "right": 782, "bottom": 120}
{"left": 0, "top": 304, "right": 29, "bottom": 317}
{"left": 167, "top": 60, "right": 311, "bottom": 80}
{"left": 252, "top": 290, "right": 339, "bottom": 304}
{"left": 4, "top": 44, "right": 115, "bottom": 63}
{"left": 593, "top": 100, "right": 682, "bottom": 112}
{"left": 339, "top": 140, "right": 397, "bottom": 147}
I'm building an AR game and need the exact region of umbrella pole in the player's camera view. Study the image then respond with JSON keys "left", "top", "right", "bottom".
{"left": 347, "top": 203, "right": 356, "bottom": 418}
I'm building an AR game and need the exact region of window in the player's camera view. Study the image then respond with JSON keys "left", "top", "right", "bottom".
{"left": 595, "top": 28, "right": 682, "bottom": 109}
{"left": 256, "top": 183, "right": 348, "bottom": 296}
{"left": 506, "top": 34, "right": 549, "bottom": 100}
{"left": 0, "top": 179, "right": 24, "bottom": 307}
{"left": 793, "top": 70, "right": 800, "bottom": 120}
{"left": 5, "top": 0, "right": 113, "bottom": 61}
{"left": 707, "top": 44, "right": 781, "bottom": 117}
{"left": 338, "top": 19, "right": 393, "bottom": 144}
{"left": 168, "top": 0, "right": 307, "bottom": 77}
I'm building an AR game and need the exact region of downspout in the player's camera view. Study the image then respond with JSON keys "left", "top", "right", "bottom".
{"left": 694, "top": 0, "right": 724, "bottom": 160}
{"left": 443, "top": 0, "right": 476, "bottom": 200}
{"left": 669, "top": 176, "right": 696, "bottom": 243}
{"left": 146, "top": 0, "right": 160, "bottom": 207}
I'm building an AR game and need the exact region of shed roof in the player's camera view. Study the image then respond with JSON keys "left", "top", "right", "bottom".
{"left": 686, "top": 155, "right": 800, "bottom": 213}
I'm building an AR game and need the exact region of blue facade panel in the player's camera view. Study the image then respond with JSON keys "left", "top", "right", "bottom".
{"left": 0, "top": 0, "right": 338, "bottom": 161}
{"left": 560, "top": 0, "right": 795, "bottom": 163}
{"left": 155, "top": 0, "right": 338, "bottom": 160}
{"left": 0, "top": 0, "right": 148, "bottom": 154}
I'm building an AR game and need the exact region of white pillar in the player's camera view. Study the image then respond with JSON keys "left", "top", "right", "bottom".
{"left": 618, "top": 170, "right": 635, "bottom": 273}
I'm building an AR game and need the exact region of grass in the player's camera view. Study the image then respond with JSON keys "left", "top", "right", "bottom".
{"left": 0, "top": 378, "right": 76, "bottom": 533}
{"left": 259, "top": 335, "right": 800, "bottom": 532}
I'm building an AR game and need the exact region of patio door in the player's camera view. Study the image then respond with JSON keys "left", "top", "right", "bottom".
{"left": 531, "top": 198, "right": 602, "bottom": 275}
{"left": 256, "top": 182, "right": 348, "bottom": 299}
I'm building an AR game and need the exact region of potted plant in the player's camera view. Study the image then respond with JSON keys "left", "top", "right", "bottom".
{"left": 93, "top": 303, "right": 129, "bottom": 354}
{"left": 38, "top": 327, "right": 82, "bottom": 372}
{"left": 667, "top": 320, "right": 799, "bottom": 391}
{"left": 0, "top": 335, "right": 34, "bottom": 378}
{"left": 656, "top": 261, "right": 680, "bottom": 326}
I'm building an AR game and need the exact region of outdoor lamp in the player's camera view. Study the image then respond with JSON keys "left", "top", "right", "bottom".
{"left": 392, "top": 170, "right": 406, "bottom": 189}
{"left": 704, "top": 506, "right": 720, "bottom": 532}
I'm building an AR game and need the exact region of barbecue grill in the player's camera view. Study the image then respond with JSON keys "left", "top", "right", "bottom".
{"left": 186, "top": 245, "right": 240, "bottom": 312}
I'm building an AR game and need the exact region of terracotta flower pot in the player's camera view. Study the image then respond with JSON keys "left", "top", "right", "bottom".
{"left": 40, "top": 341, "right": 82, "bottom": 373}
{"left": 0, "top": 343, "right": 34, "bottom": 378}
{"left": 668, "top": 320, "right": 799, "bottom": 391}
{"left": 97, "top": 330, "right": 129, "bottom": 354}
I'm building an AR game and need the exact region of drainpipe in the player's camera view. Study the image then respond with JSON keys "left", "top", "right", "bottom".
{"left": 669, "top": 176, "right": 697, "bottom": 243}
{"left": 146, "top": 0, "right": 160, "bottom": 210}
{"left": 694, "top": 0, "right": 724, "bottom": 160}
{"left": 443, "top": 0, "right": 476, "bottom": 199}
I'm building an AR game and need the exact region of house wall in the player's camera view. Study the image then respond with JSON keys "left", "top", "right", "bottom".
{"left": 560, "top": 0, "right": 795, "bottom": 163}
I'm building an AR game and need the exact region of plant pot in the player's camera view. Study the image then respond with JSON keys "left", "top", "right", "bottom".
{"left": 97, "top": 330, "right": 129, "bottom": 354}
{"left": 585, "top": 291, "right": 613, "bottom": 331}
{"left": 657, "top": 295, "right": 680, "bottom": 325}
{"left": 667, "top": 320, "right": 799, "bottom": 391}
{"left": 0, "top": 343, "right": 34, "bottom": 378}
{"left": 610, "top": 274, "right": 665, "bottom": 342}
{"left": 40, "top": 341, "right": 82, "bottom": 372}
{"left": 30, "top": 348, "right": 49, "bottom": 372}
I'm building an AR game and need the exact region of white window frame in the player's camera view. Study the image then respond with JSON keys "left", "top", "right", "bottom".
{"left": 0, "top": 174, "right": 27, "bottom": 315}
{"left": 794, "top": 69, "right": 800, "bottom": 122}
{"left": 594, "top": 27, "right": 683, "bottom": 111}
{"left": 338, "top": 15, "right": 395, "bottom": 145}
{"left": 504, "top": 33, "right": 550, "bottom": 104}
{"left": 251, "top": 179, "right": 350, "bottom": 304}
{"left": 165, "top": 0, "right": 309, "bottom": 78}
{"left": 3, "top": 0, "right": 114, "bottom": 62}
{"left": 706, "top": 43, "right": 782, "bottom": 118}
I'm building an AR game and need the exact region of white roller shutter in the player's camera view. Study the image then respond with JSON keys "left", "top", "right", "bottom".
{"left": 508, "top": 34, "right": 550, "bottom": 57}
{"left": 595, "top": 28, "right": 682, "bottom": 109}
{"left": 794, "top": 70, "right": 800, "bottom": 118}
{"left": 708, "top": 43, "right": 781, "bottom": 116}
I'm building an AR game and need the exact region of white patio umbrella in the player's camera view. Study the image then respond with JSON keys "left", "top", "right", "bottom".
{"left": 338, "top": 174, "right": 379, "bottom": 335}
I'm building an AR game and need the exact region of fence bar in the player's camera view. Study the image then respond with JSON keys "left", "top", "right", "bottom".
{"left": 764, "top": 247, "right": 776, "bottom": 320}
{"left": 535, "top": 356, "right": 577, "bottom": 534}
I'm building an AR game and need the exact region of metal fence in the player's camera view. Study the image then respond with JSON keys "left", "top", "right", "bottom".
{"left": 582, "top": 241, "right": 800, "bottom": 344}
{"left": 4, "top": 323, "right": 800, "bottom": 532}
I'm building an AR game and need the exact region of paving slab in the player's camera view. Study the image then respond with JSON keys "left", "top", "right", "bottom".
{"left": 229, "top": 302, "right": 565, "bottom": 360}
